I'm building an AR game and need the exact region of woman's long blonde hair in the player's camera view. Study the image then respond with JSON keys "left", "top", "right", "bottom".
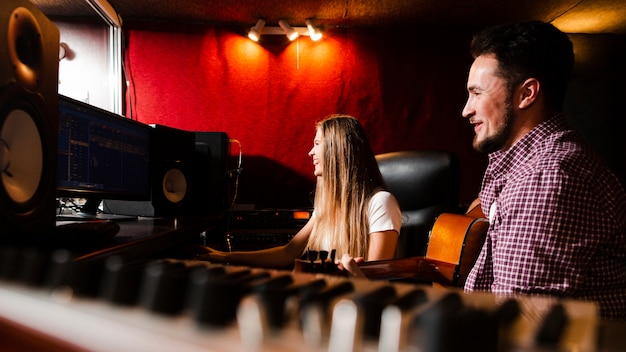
{"left": 306, "top": 115, "right": 387, "bottom": 259}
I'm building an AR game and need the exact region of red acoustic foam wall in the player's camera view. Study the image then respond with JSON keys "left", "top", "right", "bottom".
{"left": 124, "top": 23, "right": 486, "bottom": 209}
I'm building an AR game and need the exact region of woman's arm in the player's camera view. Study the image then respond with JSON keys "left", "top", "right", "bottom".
{"left": 337, "top": 229, "right": 398, "bottom": 278}
{"left": 367, "top": 230, "right": 398, "bottom": 260}
{"left": 197, "top": 218, "right": 314, "bottom": 269}
{"left": 366, "top": 190, "right": 401, "bottom": 261}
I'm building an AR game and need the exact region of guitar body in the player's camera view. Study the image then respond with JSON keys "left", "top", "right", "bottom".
{"left": 294, "top": 203, "right": 489, "bottom": 287}
{"left": 425, "top": 211, "right": 488, "bottom": 286}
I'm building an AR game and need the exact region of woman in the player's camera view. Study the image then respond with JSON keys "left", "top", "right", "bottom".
{"left": 196, "top": 114, "right": 402, "bottom": 269}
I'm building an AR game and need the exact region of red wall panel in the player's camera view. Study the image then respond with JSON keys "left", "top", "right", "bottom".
{"left": 124, "top": 23, "right": 486, "bottom": 209}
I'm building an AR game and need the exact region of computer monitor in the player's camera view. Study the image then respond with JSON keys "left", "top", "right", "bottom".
{"left": 56, "top": 95, "right": 151, "bottom": 219}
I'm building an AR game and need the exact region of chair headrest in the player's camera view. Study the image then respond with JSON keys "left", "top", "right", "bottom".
{"left": 376, "top": 150, "right": 460, "bottom": 210}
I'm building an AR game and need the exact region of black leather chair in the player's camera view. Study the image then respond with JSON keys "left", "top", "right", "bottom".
{"left": 376, "top": 150, "right": 461, "bottom": 258}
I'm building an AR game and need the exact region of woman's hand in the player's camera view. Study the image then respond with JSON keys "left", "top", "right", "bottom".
{"left": 337, "top": 253, "right": 367, "bottom": 279}
{"left": 179, "top": 244, "right": 229, "bottom": 263}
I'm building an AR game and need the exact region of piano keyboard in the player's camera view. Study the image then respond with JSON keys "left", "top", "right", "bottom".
{"left": 0, "top": 247, "right": 605, "bottom": 351}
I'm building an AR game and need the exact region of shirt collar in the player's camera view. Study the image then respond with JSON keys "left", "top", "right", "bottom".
{"left": 486, "top": 113, "right": 567, "bottom": 177}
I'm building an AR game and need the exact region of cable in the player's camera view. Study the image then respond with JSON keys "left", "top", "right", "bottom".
{"left": 225, "top": 138, "right": 242, "bottom": 252}
{"left": 228, "top": 138, "right": 242, "bottom": 210}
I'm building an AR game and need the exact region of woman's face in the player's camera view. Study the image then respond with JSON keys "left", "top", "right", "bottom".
{"left": 308, "top": 127, "right": 324, "bottom": 177}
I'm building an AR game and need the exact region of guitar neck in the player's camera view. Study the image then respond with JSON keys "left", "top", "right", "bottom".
{"left": 294, "top": 255, "right": 458, "bottom": 286}
{"left": 358, "top": 256, "right": 458, "bottom": 285}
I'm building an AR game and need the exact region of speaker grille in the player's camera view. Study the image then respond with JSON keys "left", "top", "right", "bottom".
{"left": 1, "top": 1, "right": 59, "bottom": 240}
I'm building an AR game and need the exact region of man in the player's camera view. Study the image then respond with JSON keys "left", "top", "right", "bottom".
{"left": 461, "top": 21, "right": 626, "bottom": 320}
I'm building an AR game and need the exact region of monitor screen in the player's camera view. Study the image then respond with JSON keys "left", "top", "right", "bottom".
{"left": 56, "top": 95, "right": 151, "bottom": 208}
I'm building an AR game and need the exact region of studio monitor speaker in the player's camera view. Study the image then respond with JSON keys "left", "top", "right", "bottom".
{"left": 0, "top": 1, "right": 59, "bottom": 240}
{"left": 193, "top": 131, "right": 228, "bottom": 215}
{"left": 104, "top": 125, "right": 196, "bottom": 217}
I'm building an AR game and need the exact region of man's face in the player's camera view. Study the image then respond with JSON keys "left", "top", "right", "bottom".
{"left": 462, "top": 54, "right": 516, "bottom": 153}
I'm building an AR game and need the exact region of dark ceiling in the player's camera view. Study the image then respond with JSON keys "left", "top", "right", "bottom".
{"left": 31, "top": 0, "right": 626, "bottom": 34}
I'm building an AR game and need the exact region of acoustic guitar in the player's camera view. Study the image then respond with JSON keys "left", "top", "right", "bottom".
{"left": 293, "top": 204, "right": 488, "bottom": 288}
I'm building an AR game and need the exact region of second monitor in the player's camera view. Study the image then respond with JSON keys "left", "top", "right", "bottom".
{"left": 56, "top": 95, "right": 151, "bottom": 219}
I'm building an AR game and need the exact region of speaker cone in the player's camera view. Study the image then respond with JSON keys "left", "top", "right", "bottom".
{"left": 0, "top": 106, "right": 43, "bottom": 207}
{"left": 162, "top": 168, "right": 187, "bottom": 203}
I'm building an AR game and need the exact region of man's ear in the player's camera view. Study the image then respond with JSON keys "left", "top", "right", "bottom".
{"left": 517, "top": 78, "right": 540, "bottom": 110}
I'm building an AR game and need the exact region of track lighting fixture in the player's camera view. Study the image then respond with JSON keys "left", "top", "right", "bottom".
{"left": 246, "top": 19, "right": 323, "bottom": 42}
{"left": 306, "top": 20, "right": 322, "bottom": 41}
{"left": 279, "top": 20, "right": 299, "bottom": 41}
{"left": 248, "top": 19, "right": 265, "bottom": 42}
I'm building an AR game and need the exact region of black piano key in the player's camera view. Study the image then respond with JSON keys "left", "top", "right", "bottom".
{"left": 409, "top": 292, "right": 465, "bottom": 352}
{"left": 390, "top": 288, "right": 428, "bottom": 311}
{"left": 45, "top": 249, "right": 104, "bottom": 297}
{"left": 0, "top": 247, "right": 51, "bottom": 286}
{"left": 299, "top": 281, "right": 355, "bottom": 308}
{"left": 535, "top": 302, "right": 569, "bottom": 346}
{"left": 186, "top": 267, "right": 252, "bottom": 325}
{"left": 245, "top": 274, "right": 294, "bottom": 327}
{"left": 138, "top": 260, "right": 192, "bottom": 315}
{"left": 457, "top": 306, "right": 498, "bottom": 352}
{"left": 14, "top": 248, "right": 52, "bottom": 287}
{"left": 249, "top": 274, "right": 294, "bottom": 292}
{"left": 377, "top": 288, "right": 429, "bottom": 351}
{"left": 484, "top": 298, "right": 521, "bottom": 351}
{"left": 297, "top": 277, "right": 330, "bottom": 300}
{"left": 299, "top": 280, "right": 355, "bottom": 327}
{"left": 492, "top": 298, "right": 521, "bottom": 328}
{"left": 0, "top": 247, "right": 20, "bottom": 280}
{"left": 99, "top": 256, "right": 147, "bottom": 305}
{"left": 191, "top": 270, "right": 270, "bottom": 326}
{"left": 184, "top": 265, "right": 228, "bottom": 311}
{"left": 351, "top": 285, "right": 397, "bottom": 339}
{"left": 257, "top": 278, "right": 327, "bottom": 329}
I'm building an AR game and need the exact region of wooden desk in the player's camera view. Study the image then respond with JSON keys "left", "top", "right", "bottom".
{"left": 57, "top": 216, "right": 221, "bottom": 263}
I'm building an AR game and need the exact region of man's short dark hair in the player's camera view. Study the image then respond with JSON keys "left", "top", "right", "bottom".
{"left": 470, "top": 21, "right": 574, "bottom": 109}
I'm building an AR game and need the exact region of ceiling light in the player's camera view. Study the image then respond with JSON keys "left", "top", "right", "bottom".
{"left": 248, "top": 19, "right": 265, "bottom": 42}
{"left": 279, "top": 20, "right": 299, "bottom": 41}
{"left": 306, "top": 20, "right": 322, "bottom": 41}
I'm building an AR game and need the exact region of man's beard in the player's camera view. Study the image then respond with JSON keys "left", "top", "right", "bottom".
{"left": 473, "top": 101, "right": 516, "bottom": 153}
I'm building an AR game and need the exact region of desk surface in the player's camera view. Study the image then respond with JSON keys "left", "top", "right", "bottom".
{"left": 54, "top": 216, "right": 221, "bottom": 263}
